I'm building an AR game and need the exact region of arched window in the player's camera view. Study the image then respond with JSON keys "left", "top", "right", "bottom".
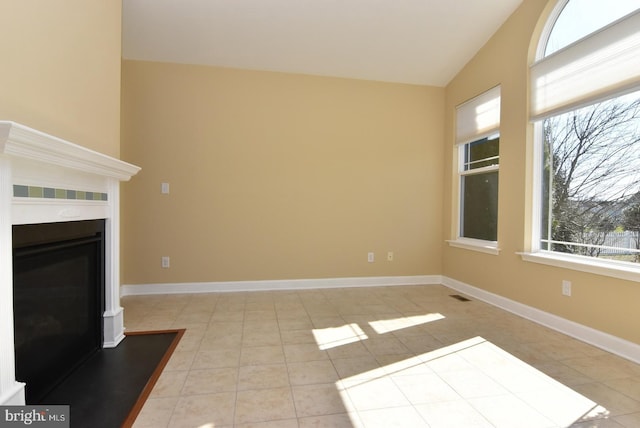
{"left": 542, "top": 0, "right": 638, "bottom": 56}
{"left": 528, "top": 0, "right": 640, "bottom": 277}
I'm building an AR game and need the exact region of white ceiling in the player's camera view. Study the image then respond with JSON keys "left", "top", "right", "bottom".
{"left": 122, "top": 0, "right": 523, "bottom": 87}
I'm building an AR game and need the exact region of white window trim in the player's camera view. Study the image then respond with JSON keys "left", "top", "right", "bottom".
{"left": 448, "top": 237, "right": 500, "bottom": 255}
{"left": 519, "top": 251, "right": 640, "bottom": 283}
{"left": 530, "top": 121, "right": 544, "bottom": 254}
{"left": 460, "top": 163, "right": 499, "bottom": 178}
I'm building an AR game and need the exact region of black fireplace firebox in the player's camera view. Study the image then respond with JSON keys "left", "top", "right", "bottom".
{"left": 12, "top": 219, "right": 106, "bottom": 404}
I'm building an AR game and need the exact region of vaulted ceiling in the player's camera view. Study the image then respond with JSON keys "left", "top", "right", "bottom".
{"left": 122, "top": 0, "right": 523, "bottom": 86}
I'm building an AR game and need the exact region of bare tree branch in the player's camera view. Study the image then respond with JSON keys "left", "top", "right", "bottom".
{"left": 544, "top": 92, "right": 640, "bottom": 260}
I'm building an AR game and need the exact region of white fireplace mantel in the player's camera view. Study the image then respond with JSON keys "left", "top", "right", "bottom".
{"left": 0, "top": 121, "right": 140, "bottom": 405}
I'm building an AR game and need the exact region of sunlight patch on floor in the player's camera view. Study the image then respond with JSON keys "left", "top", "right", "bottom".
{"left": 336, "top": 336, "right": 603, "bottom": 427}
{"left": 368, "top": 312, "right": 445, "bottom": 335}
{"left": 312, "top": 323, "right": 368, "bottom": 350}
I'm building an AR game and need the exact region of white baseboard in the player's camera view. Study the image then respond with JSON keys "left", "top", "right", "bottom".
{"left": 121, "top": 275, "right": 442, "bottom": 296}
{"left": 442, "top": 276, "right": 640, "bottom": 365}
{"left": 119, "top": 274, "right": 640, "bottom": 365}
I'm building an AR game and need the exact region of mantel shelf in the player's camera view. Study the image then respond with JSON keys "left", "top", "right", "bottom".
{"left": 0, "top": 121, "right": 140, "bottom": 181}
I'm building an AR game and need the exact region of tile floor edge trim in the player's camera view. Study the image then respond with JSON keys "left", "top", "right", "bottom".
{"left": 120, "top": 275, "right": 442, "bottom": 297}
{"left": 442, "top": 275, "right": 640, "bottom": 365}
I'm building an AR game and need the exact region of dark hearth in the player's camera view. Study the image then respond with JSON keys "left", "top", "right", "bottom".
{"left": 12, "top": 220, "right": 105, "bottom": 404}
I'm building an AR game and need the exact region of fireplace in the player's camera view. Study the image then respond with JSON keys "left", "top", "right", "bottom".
{"left": 13, "top": 220, "right": 106, "bottom": 403}
{"left": 0, "top": 122, "right": 140, "bottom": 405}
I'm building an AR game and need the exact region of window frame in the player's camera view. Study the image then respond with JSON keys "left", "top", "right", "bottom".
{"left": 458, "top": 136, "right": 500, "bottom": 243}
{"left": 448, "top": 86, "right": 501, "bottom": 255}
{"left": 523, "top": 0, "right": 640, "bottom": 281}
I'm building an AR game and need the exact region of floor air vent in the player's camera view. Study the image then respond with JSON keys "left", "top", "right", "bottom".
{"left": 449, "top": 294, "right": 471, "bottom": 302}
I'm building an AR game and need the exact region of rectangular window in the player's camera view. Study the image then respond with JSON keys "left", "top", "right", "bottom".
{"left": 539, "top": 90, "right": 640, "bottom": 263}
{"left": 460, "top": 136, "right": 499, "bottom": 241}
{"left": 451, "top": 85, "right": 501, "bottom": 252}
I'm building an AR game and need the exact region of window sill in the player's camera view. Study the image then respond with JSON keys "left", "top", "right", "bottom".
{"left": 447, "top": 238, "right": 500, "bottom": 255}
{"left": 519, "top": 251, "right": 640, "bottom": 283}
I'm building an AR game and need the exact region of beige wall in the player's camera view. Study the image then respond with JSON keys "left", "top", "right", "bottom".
{"left": 0, "top": 1, "right": 122, "bottom": 157}
{"left": 443, "top": 0, "right": 640, "bottom": 345}
{"left": 121, "top": 61, "right": 444, "bottom": 284}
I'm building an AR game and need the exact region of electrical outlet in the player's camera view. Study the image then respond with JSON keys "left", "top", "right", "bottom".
{"left": 387, "top": 251, "right": 393, "bottom": 261}
{"left": 162, "top": 256, "right": 170, "bottom": 268}
{"left": 161, "top": 182, "right": 170, "bottom": 194}
{"left": 562, "top": 280, "right": 571, "bottom": 296}
{"left": 367, "top": 252, "right": 374, "bottom": 263}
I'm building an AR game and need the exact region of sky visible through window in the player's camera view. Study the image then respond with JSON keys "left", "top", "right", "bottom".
{"left": 545, "top": 0, "right": 640, "bottom": 203}
{"left": 545, "top": 0, "right": 639, "bottom": 55}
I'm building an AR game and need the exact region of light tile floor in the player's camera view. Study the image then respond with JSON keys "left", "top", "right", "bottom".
{"left": 123, "top": 285, "right": 640, "bottom": 428}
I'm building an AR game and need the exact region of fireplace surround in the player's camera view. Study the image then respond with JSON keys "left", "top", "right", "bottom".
{"left": 0, "top": 121, "right": 140, "bottom": 405}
